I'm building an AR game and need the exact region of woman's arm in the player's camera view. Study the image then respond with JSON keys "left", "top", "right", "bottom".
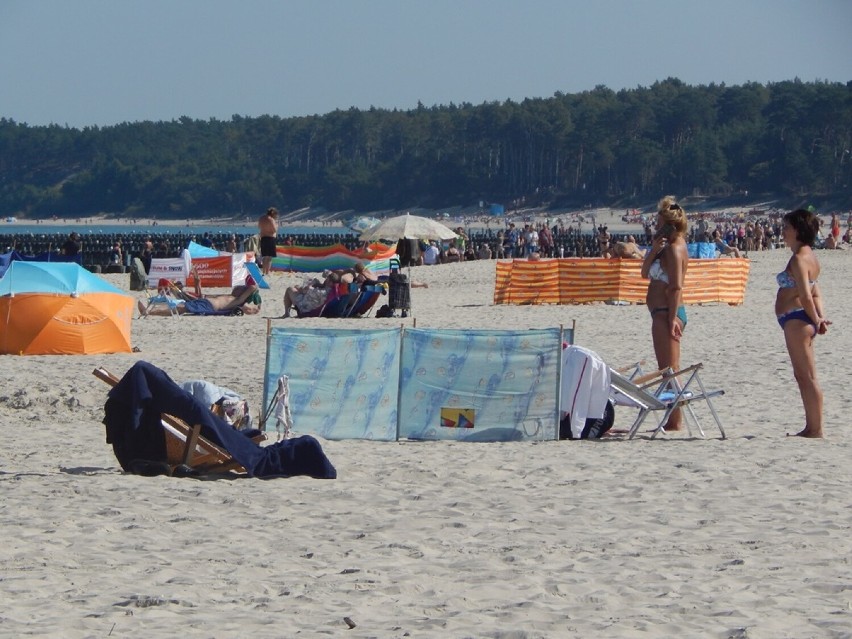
{"left": 812, "top": 284, "right": 830, "bottom": 333}
{"left": 665, "top": 242, "right": 687, "bottom": 339}
{"left": 812, "top": 283, "right": 826, "bottom": 318}
{"left": 640, "top": 235, "right": 666, "bottom": 278}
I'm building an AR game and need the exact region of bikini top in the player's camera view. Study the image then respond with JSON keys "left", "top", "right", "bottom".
{"left": 648, "top": 260, "right": 669, "bottom": 284}
{"left": 776, "top": 271, "right": 816, "bottom": 289}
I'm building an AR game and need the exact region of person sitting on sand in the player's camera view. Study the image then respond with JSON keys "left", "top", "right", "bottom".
{"left": 422, "top": 242, "right": 440, "bottom": 265}
{"left": 282, "top": 273, "right": 340, "bottom": 318}
{"left": 713, "top": 230, "right": 743, "bottom": 257}
{"left": 610, "top": 236, "right": 646, "bottom": 259}
{"left": 824, "top": 233, "right": 844, "bottom": 250}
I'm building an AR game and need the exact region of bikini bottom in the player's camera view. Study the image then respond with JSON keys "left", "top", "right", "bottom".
{"left": 650, "top": 305, "right": 687, "bottom": 329}
{"left": 777, "top": 308, "right": 817, "bottom": 333}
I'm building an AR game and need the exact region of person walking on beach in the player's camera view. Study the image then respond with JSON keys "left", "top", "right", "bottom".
{"left": 641, "top": 196, "right": 689, "bottom": 431}
{"left": 776, "top": 209, "right": 830, "bottom": 438}
{"left": 258, "top": 207, "right": 279, "bottom": 276}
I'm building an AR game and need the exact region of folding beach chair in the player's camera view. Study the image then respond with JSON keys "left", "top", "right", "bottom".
{"left": 142, "top": 279, "right": 182, "bottom": 318}
{"left": 349, "top": 284, "right": 385, "bottom": 317}
{"left": 93, "top": 367, "right": 265, "bottom": 475}
{"left": 323, "top": 283, "right": 361, "bottom": 318}
{"left": 94, "top": 362, "right": 337, "bottom": 479}
{"left": 609, "top": 363, "right": 726, "bottom": 440}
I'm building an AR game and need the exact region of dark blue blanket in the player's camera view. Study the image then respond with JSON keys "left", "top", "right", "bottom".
{"left": 103, "top": 361, "right": 336, "bottom": 479}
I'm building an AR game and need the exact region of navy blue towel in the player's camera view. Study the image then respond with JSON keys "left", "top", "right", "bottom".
{"left": 103, "top": 361, "right": 336, "bottom": 479}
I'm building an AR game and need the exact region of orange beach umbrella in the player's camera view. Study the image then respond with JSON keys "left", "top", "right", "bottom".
{"left": 0, "top": 262, "right": 133, "bottom": 355}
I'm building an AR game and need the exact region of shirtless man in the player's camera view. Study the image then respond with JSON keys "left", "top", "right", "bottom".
{"left": 258, "top": 207, "right": 279, "bottom": 275}
{"left": 138, "top": 283, "right": 261, "bottom": 316}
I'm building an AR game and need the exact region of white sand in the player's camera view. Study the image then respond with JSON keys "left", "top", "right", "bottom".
{"left": 2, "top": 249, "right": 851, "bottom": 638}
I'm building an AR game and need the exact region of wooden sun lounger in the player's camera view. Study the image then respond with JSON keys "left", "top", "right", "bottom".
{"left": 93, "top": 367, "right": 264, "bottom": 474}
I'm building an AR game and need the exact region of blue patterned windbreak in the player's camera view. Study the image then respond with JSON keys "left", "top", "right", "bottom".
{"left": 398, "top": 328, "right": 560, "bottom": 441}
{"left": 265, "top": 328, "right": 402, "bottom": 441}
{"left": 265, "top": 327, "right": 562, "bottom": 442}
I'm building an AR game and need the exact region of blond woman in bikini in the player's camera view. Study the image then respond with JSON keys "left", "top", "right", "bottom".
{"left": 641, "top": 196, "right": 689, "bottom": 431}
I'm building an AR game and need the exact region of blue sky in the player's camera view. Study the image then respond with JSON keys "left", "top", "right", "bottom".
{"left": 1, "top": 0, "right": 850, "bottom": 128}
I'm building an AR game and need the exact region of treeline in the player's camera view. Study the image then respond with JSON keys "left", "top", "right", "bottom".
{"left": 1, "top": 78, "right": 850, "bottom": 219}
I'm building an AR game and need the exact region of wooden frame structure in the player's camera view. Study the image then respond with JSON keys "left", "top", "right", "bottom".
{"left": 93, "top": 367, "right": 264, "bottom": 474}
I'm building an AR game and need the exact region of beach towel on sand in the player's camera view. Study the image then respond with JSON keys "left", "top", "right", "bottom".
{"left": 103, "top": 361, "right": 337, "bottom": 479}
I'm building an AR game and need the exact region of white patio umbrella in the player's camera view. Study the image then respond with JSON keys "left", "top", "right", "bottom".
{"left": 359, "top": 213, "right": 457, "bottom": 319}
{"left": 358, "top": 212, "right": 458, "bottom": 243}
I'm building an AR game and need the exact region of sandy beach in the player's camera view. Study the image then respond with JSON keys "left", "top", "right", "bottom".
{"left": 1, "top": 247, "right": 851, "bottom": 638}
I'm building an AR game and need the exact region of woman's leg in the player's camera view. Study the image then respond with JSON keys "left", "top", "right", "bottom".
{"left": 784, "top": 321, "right": 823, "bottom": 437}
{"left": 651, "top": 312, "right": 683, "bottom": 430}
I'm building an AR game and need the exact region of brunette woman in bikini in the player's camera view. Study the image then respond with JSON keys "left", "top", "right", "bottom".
{"left": 776, "top": 209, "right": 830, "bottom": 437}
{"left": 641, "top": 196, "right": 689, "bottom": 431}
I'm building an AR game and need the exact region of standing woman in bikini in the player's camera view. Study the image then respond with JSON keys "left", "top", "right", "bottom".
{"left": 641, "top": 196, "right": 689, "bottom": 431}
{"left": 776, "top": 209, "right": 830, "bottom": 437}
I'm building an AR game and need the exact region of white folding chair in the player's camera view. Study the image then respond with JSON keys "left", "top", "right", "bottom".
{"left": 610, "top": 363, "right": 726, "bottom": 439}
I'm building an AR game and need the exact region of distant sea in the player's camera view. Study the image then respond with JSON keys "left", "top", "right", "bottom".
{"left": 0, "top": 222, "right": 356, "bottom": 237}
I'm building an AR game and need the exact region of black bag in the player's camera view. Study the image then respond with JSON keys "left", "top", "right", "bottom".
{"left": 375, "top": 304, "right": 393, "bottom": 318}
{"left": 559, "top": 400, "right": 615, "bottom": 440}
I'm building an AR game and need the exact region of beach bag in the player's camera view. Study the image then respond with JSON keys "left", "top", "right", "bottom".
{"left": 388, "top": 272, "right": 410, "bottom": 310}
{"left": 559, "top": 400, "right": 615, "bottom": 440}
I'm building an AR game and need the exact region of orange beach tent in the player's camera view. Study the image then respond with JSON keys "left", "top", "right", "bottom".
{"left": 0, "top": 262, "right": 133, "bottom": 355}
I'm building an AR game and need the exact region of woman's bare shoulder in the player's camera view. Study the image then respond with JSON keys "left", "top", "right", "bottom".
{"left": 790, "top": 248, "right": 821, "bottom": 276}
